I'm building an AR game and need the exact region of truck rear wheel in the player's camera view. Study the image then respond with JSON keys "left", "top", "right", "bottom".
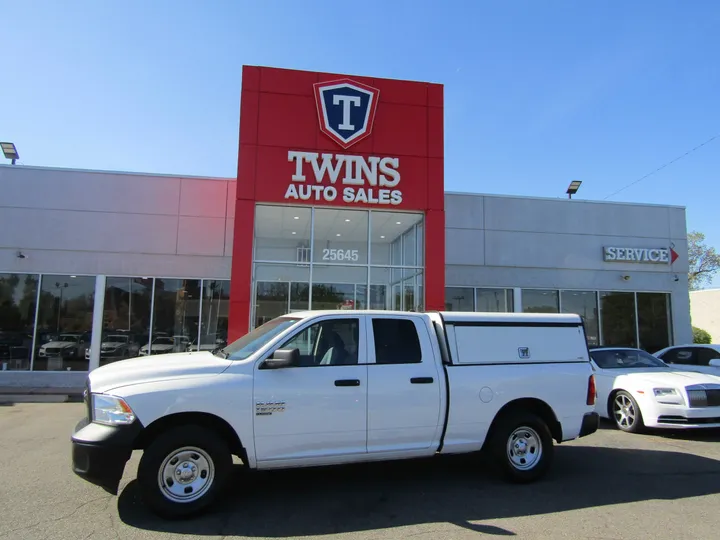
{"left": 137, "top": 425, "right": 232, "bottom": 518}
{"left": 489, "top": 411, "right": 554, "bottom": 483}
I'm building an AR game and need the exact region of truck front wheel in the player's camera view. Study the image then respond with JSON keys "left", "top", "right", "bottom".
{"left": 137, "top": 425, "right": 232, "bottom": 518}
{"left": 489, "top": 411, "right": 554, "bottom": 483}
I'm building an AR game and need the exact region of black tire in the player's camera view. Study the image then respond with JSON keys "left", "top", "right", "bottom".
{"left": 488, "top": 411, "right": 554, "bottom": 483}
{"left": 611, "top": 390, "right": 644, "bottom": 434}
{"left": 137, "top": 425, "right": 232, "bottom": 519}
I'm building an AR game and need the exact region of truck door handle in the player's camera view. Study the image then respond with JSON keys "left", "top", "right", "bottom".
{"left": 410, "top": 377, "right": 434, "bottom": 384}
{"left": 335, "top": 379, "right": 360, "bottom": 387}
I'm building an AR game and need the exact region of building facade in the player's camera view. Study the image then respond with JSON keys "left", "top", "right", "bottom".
{"left": 0, "top": 65, "right": 691, "bottom": 391}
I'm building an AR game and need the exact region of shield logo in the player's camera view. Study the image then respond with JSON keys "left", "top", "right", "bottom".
{"left": 313, "top": 79, "right": 380, "bottom": 149}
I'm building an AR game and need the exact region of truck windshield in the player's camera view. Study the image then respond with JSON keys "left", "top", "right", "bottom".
{"left": 216, "top": 317, "right": 301, "bottom": 360}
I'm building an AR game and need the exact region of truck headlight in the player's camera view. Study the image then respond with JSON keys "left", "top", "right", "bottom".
{"left": 653, "top": 387, "right": 683, "bottom": 405}
{"left": 91, "top": 394, "right": 136, "bottom": 425}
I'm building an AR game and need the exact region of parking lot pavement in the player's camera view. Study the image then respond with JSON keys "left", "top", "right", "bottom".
{"left": 2, "top": 404, "right": 720, "bottom": 540}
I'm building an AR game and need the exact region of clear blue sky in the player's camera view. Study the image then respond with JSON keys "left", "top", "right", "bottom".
{"left": 2, "top": 1, "right": 719, "bottom": 253}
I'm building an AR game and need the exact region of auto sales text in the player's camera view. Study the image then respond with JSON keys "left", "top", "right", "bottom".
{"left": 285, "top": 151, "right": 402, "bottom": 205}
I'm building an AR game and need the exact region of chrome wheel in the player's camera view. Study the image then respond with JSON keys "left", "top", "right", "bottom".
{"left": 158, "top": 446, "right": 215, "bottom": 503}
{"left": 614, "top": 393, "right": 637, "bottom": 429}
{"left": 506, "top": 426, "right": 543, "bottom": 471}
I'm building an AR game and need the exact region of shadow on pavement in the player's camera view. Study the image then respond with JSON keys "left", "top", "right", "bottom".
{"left": 118, "top": 444, "right": 720, "bottom": 537}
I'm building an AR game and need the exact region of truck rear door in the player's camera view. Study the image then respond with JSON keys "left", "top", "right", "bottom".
{"left": 365, "top": 315, "right": 444, "bottom": 453}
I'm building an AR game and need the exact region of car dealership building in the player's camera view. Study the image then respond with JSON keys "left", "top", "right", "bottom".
{"left": 0, "top": 65, "right": 691, "bottom": 391}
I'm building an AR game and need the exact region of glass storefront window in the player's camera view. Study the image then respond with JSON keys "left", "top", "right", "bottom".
{"left": 253, "top": 264, "right": 310, "bottom": 327}
{"left": 521, "top": 289, "right": 559, "bottom": 313}
{"left": 148, "top": 279, "right": 201, "bottom": 356}
{"left": 445, "top": 287, "right": 474, "bottom": 311}
{"left": 248, "top": 206, "right": 424, "bottom": 327}
{"left": 476, "top": 288, "right": 513, "bottom": 312}
{"left": 313, "top": 208, "right": 368, "bottom": 264}
{"left": 370, "top": 211, "right": 424, "bottom": 266}
{"left": 254, "top": 205, "right": 312, "bottom": 262}
{"left": 99, "top": 277, "right": 152, "bottom": 366}
{"left": 637, "top": 293, "right": 671, "bottom": 352}
{"left": 34, "top": 275, "right": 95, "bottom": 371}
{"left": 311, "top": 266, "right": 368, "bottom": 310}
{"left": 0, "top": 273, "right": 38, "bottom": 371}
{"left": 600, "top": 291, "right": 637, "bottom": 348}
{"left": 197, "top": 280, "right": 230, "bottom": 352}
{"left": 561, "top": 290, "right": 600, "bottom": 346}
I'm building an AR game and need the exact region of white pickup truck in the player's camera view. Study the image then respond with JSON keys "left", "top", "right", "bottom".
{"left": 71, "top": 310, "right": 599, "bottom": 518}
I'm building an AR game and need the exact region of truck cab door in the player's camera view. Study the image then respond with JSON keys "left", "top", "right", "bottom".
{"left": 365, "top": 315, "right": 444, "bottom": 454}
{"left": 252, "top": 315, "right": 368, "bottom": 464}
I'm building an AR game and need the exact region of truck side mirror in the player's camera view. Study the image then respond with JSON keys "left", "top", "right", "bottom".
{"left": 709, "top": 359, "right": 720, "bottom": 368}
{"left": 261, "top": 348, "right": 299, "bottom": 369}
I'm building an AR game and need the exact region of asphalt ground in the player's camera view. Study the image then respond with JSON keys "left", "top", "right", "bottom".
{"left": 1, "top": 403, "right": 720, "bottom": 540}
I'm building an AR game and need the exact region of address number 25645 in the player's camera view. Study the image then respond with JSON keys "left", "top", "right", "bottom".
{"left": 322, "top": 249, "right": 359, "bottom": 262}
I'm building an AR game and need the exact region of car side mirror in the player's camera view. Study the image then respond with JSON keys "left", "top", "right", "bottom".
{"left": 709, "top": 359, "right": 720, "bottom": 368}
{"left": 261, "top": 348, "right": 299, "bottom": 369}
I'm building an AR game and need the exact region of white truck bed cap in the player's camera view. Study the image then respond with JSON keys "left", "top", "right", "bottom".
{"left": 439, "top": 311, "right": 583, "bottom": 325}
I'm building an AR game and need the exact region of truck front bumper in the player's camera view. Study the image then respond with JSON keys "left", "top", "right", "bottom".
{"left": 71, "top": 417, "right": 143, "bottom": 495}
{"left": 578, "top": 411, "right": 600, "bottom": 438}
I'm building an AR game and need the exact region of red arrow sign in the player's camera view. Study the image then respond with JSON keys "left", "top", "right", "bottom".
{"left": 670, "top": 247, "right": 679, "bottom": 264}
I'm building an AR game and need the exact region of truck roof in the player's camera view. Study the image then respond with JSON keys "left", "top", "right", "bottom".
{"left": 279, "top": 310, "right": 583, "bottom": 325}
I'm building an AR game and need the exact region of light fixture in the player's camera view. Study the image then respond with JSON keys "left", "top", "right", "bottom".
{"left": 396, "top": 221, "right": 402, "bottom": 225}
{"left": 293, "top": 216, "right": 299, "bottom": 220}
{"left": 70, "top": 275, "right": 77, "bottom": 278}
{"left": 336, "top": 233, "right": 341, "bottom": 237}
{"left": 1, "top": 142, "right": 19, "bottom": 165}
{"left": 345, "top": 218, "right": 350, "bottom": 222}
{"left": 380, "top": 235, "right": 385, "bottom": 239}
{"left": 566, "top": 180, "right": 582, "bottom": 199}
{"left": 291, "top": 231, "right": 297, "bottom": 235}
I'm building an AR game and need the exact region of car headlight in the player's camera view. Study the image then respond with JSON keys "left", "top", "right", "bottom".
{"left": 653, "top": 387, "right": 684, "bottom": 405}
{"left": 91, "top": 394, "right": 136, "bottom": 425}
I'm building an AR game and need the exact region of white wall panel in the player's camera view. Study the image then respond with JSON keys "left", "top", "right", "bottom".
{"left": 0, "top": 207, "right": 178, "bottom": 254}
{"left": 445, "top": 228, "right": 485, "bottom": 265}
{"left": 485, "top": 230, "right": 684, "bottom": 272}
{"left": 177, "top": 216, "right": 227, "bottom": 256}
{"left": 0, "top": 248, "right": 231, "bottom": 279}
{"left": 225, "top": 219, "right": 235, "bottom": 256}
{"left": 444, "top": 194, "right": 484, "bottom": 229}
{"left": 226, "top": 181, "right": 237, "bottom": 219}
{"left": 179, "top": 178, "right": 229, "bottom": 217}
{"left": 483, "top": 196, "right": 678, "bottom": 239}
{"left": 669, "top": 207, "right": 688, "bottom": 240}
{"left": 0, "top": 166, "right": 181, "bottom": 215}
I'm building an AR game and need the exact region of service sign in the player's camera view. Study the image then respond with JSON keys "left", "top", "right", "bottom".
{"left": 603, "top": 246, "right": 679, "bottom": 264}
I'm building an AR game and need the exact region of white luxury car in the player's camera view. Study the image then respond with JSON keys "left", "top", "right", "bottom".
{"left": 589, "top": 347, "right": 720, "bottom": 433}
{"left": 653, "top": 344, "right": 720, "bottom": 375}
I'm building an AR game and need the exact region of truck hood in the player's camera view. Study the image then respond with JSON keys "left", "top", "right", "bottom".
{"left": 609, "top": 368, "right": 720, "bottom": 388}
{"left": 88, "top": 351, "right": 234, "bottom": 393}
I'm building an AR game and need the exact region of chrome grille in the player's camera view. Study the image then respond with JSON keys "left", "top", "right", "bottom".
{"left": 686, "top": 385, "right": 720, "bottom": 408}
